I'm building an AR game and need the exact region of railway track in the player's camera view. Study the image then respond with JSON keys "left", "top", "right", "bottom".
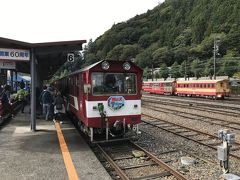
{"left": 142, "top": 97, "right": 240, "bottom": 117}
{"left": 143, "top": 94, "right": 240, "bottom": 108}
{"left": 95, "top": 140, "right": 187, "bottom": 180}
{"left": 142, "top": 101, "right": 240, "bottom": 132}
{"left": 142, "top": 113, "right": 240, "bottom": 160}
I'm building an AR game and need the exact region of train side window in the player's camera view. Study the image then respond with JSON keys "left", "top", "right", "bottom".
{"left": 208, "top": 84, "right": 210, "bottom": 88}
{"left": 200, "top": 84, "right": 202, "bottom": 88}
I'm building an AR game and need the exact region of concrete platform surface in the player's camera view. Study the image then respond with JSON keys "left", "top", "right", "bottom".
{"left": 0, "top": 110, "right": 112, "bottom": 180}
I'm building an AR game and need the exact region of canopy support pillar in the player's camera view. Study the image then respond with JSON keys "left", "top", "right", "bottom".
{"left": 30, "top": 48, "right": 36, "bottom": 131}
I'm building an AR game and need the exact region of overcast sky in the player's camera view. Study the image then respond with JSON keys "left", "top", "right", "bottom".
{"left": 0, "top": 0, "right": 164, "bottom": 44}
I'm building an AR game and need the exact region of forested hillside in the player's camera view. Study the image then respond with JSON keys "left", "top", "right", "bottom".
{"left": 58, "top": 0, "right": 240, "bottom": 80}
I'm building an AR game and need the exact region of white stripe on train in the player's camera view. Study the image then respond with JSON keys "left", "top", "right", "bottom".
{"left": 86, "top": 100, "right": 141, "bottom": 118}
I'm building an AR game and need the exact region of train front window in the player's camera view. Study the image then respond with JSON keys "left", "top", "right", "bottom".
{"left": 92, "top": 73, "right": 137, "bottom": 95}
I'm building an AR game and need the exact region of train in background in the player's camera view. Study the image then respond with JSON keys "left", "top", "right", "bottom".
{"left": 54, "top": 60, "right": 143, "bottom": 142}
{"left": 142, "top": 79, "right": 231, "bottom": 99}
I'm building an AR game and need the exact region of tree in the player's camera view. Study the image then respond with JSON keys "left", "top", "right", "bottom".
{"left": 143, "top": 67, "right": 151, "bottom": 80}
{"left": 138, "top": 34, "right": 152, "bottom": 48}
{"left": 233, "top": 72, "right": 240, "bottom": 79}
{"left": 218, "top": 58, "right": 239, "bottom": 77}
{"left": 179, "top": 60, "right": 190, "bottom": 79}
{"left": 170, "top": 62, "right": 180, "bottom": 79}
{"left": 159, "top": 63, "right": 169, "bottom": 80}
{"left": 152, "top": 47, "right": 172, "bottom": 65}
{"left": 135, "top": 50, "right": 153, "bottom": 68}
{"left": 106, "top": 44, "right": 124, "bottom": 60}
{"left": 203, "top": 59, "right": 214, "bottom": 78}
{"left": 190, "top": 59, "right": 202, "bottom": 79}
{"left": 120, "top": 44, "right": 140, "bottom": 60}
{"left": 154, "top": 72, "right": 160, "bottom": 80}
{"left": 84, "top": 53, "right": 98, "bottom": 65}
{"left": 81, "top": 0, "right": 240, "bottom": 77}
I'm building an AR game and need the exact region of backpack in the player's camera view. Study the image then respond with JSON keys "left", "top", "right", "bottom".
{"left": 17, "top": 90, "right": 25, "bottom": 101}
{"left": 18, "top": 93, "right": 25, "bottom": 101}
{"left": 0, "top": 92, "right": 8, "bottom": 104}
{"left": 56, "top": 103, "right": 63, "bottom": 110}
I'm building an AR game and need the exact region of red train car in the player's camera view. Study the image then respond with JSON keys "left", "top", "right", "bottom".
{"left": 143, "top": 80, "right": 176, "bottom": 95}
{"left": 55, "top": 60, "right": 143, "bottom": 141}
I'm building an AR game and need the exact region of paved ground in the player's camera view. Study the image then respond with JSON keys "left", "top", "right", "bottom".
{"left": 0, "top": 108, "right": 112, "bottom": 180}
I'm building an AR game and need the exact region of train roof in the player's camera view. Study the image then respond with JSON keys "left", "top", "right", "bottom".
{"left": 176, "top": 79, "right": 229, "bottom": 83}
{"left": 66, "top": 60, "right": 142, "bottom": 77}
{"left": 143, "top": 80, "right": 175, "bottom": 83}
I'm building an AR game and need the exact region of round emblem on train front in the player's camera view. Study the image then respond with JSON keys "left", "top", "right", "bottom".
{"left": 107, "top": 96, "right": 125, "bottom": 110}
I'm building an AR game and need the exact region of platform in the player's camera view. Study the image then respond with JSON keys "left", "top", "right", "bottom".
{"left": 0, "top": 107, "right": 112, "bottom": 180}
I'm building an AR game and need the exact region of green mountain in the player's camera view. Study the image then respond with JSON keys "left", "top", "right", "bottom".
{"left": 83, "top": 0, "right": 240, "bottom": 79}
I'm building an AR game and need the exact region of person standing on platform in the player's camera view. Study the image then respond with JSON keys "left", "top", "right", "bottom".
{"left": 53, "top": 91, "right": 65, "bottom": 123}
{"left": 0, "top": 85, "right": 12, "bottom": 115}
{"left": 41, "top": 87, "right": 53, "bottom": 121}
{"left": 20, "top": 80, "right": 25, "bottom": 89}
{"left": 0, "top": 85, "right": 10, "bottom": 104}
{"left": 15, "top": 84, "right": 27, "bottom": 113}
{"left": 39, "top": 86, "right": 47, "bottom": 116}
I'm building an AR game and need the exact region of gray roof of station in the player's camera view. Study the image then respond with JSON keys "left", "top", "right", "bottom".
{"left": 0, "top": 37, "right": 86, "bottom": 80}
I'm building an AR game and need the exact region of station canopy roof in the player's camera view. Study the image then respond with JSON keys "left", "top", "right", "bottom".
{"left": 0, "top": 37, "right": 86, "bottom": 80}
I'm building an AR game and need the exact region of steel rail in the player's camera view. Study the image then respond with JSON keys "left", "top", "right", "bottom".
{"left": 143, "top": 94, "right": 240, "bottom": 109}
{"left": 131, "top": 141, "right": 187, "bottom": 180}
{"left": 97, "top": 141, "right": 187, "bottom": 180}
{"left": 142, "top": 97, "right": 240, "bottom": 117}
{"left": 142, "top": 102, "right": 240, "bottom": 131}
{"left": 96, "top": 143, "right": 129, "bottom": 180}
{"left": 142, "top": 113, "right": 240, "bottom": 160}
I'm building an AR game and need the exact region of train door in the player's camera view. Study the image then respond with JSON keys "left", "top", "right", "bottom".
{"left": 216, "top": 81, "right": 224, "bottom": 93}
{"left": 80, "top": 73, "right": 87, "bottom": 120}
{"left": 222, "top": 80, "right": 230, "bottom": 96}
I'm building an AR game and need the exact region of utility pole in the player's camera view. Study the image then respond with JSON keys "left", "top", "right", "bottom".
{"left": 185, "top": 60, "right": 187, "bottom": 80}
{"left": 151, "top": 63, "right": 154, "bottom": 81}
{"left": 213, "top": 37, "right": 220, "bottom": 80}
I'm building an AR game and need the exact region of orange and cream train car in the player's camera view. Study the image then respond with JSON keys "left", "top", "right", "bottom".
{"left": 175, "top": 79, "right": 230, "bottom": 99}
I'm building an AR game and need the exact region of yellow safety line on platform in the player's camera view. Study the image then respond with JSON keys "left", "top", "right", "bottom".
{"left": 55, "top": 122, "right": 79, "bottom": 180}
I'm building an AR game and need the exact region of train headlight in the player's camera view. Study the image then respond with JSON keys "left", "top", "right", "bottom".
{"left": 101, "top": 61, "right": 109, "bottom": 70}
{"left": 123, "top": 62, "right": 131, "bottom": 70}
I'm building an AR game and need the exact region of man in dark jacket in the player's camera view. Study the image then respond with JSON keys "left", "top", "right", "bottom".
{"left": 0, "top": 85, "right": 11, "bottom": 116}
{"left": 41, "top": 87, "right": 53, "bottom": 120}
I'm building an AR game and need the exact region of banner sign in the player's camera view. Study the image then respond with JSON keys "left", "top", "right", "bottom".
{"left": 0, "top": 61, "right": 16, "bottom": 69}
{"left": 107, "top": 96, "right": 125, "bottom": 110}
{"left": 0, "top": 48, "right": 30, "bottom": 61}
